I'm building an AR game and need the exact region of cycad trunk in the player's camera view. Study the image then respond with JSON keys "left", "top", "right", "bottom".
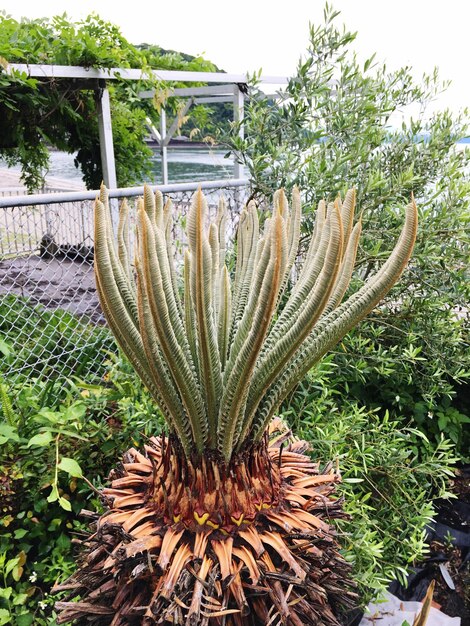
{"left": 55, "top": 185, "right": 416, "bottom": 625}
{"left": 55, "top": 423, "right": 355, "bottom": 625}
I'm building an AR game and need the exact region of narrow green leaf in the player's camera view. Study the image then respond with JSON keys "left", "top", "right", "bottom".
{"left": 47, "top": 485, "right": 59, "bottom": 503}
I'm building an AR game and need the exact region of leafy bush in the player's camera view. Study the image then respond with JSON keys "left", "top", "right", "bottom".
{"left": 281, "top": 359, "right": 456, "bottom": 601}
{"left": 0, "top": 351, "right": 457, "bottom": 620}
{"left": 0, "top": 356, "right": 164, "bottom": 624}
{"left": 226, "top": 4, "right": 470, "bottom": 456}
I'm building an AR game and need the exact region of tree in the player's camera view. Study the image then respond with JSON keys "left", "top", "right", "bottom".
{"left": 54, "top": 183, "right": 416, "bottom": 624}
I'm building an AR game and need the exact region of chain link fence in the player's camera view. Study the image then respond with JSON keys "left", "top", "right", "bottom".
{"left": 0, "top": 180, "right": 249, "bottom": 388}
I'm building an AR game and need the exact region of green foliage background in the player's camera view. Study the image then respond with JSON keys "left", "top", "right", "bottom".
{"left": 0, "top": 351, "right": 456, "bottom": 623}
{"left": 0, "top": 358, "right": 163, "bottom": 625}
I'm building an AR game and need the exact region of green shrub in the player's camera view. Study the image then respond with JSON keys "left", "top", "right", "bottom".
{"left": 0, "top": 352, "right": 457, "bottom": 619}
{"left": 226, "top": 4, "right": 470, "bottom": 456}
{"left": 0, "top": 356, "right": 164, "bottom": 624}
{"left": 281, "top": 359, "right": 457, "bottom": 601}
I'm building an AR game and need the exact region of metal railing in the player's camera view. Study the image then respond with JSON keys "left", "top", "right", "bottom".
{"left": 0, "top": 179, "right": 249, "bottom": 387}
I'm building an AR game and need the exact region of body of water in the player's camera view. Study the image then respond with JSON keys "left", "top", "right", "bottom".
{"left": 48, "top": 148, "right": 237, "bottom": 186}
{"left": 3, "top": 143, "right": 467, "bottom": 189}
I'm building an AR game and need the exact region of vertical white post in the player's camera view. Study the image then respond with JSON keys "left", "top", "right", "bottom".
{"left": 233, "top": 85, "right": 245, "bottom": 180}
{"left": 96, "top": 84, "right": 117, "bottom": 189}
{"left": 96, "top": 83, "right": 118, "bottom": 229}
{"left": 160, "top": 108, "right": 168, "bottom": 185}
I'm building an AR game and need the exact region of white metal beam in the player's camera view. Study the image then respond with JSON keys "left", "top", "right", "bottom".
{"left": 160, "top": 108, "right": 168, "bottom": 185}
{"left": 233, "top": 85, "right": 245, "bottom": 179}
{"left": 9, "top": 63, "right": 288, "bottom": 85}
{"left": 145, "top": 116, "right": 162, "bottom": 143}
{"left": 142, "top": 91, "right": 283, "bottom": 103}
{"left": 96, "top": 86, "right": 117, "bottom": 190}
{"left": 139, "top": 85, "right": 236, "bottom": 99}
{"left": 193, "top": 96, "right": 235, "bottom": 104}
{"left": 163, "top": 98, "right": 194, "bottom": 147}
{"left": 170, "top": 85, "right": 237, "bottom": 96}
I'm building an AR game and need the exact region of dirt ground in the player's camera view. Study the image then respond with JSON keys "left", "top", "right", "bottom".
{"left": 0, "top": 254, "right": 103, "bottom": 323}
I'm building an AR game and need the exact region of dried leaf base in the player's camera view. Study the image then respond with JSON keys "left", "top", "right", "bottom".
{"left": 55, "top": 423, "right": 356, "bottom": 625}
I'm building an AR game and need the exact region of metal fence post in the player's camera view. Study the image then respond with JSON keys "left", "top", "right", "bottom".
{"left": 96, "top": 83, "right": 117, "bottom": 189}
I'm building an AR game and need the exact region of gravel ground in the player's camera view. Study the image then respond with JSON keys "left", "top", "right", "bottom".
{"left": 0, "top": 254, "right": 103, "bottom": 323}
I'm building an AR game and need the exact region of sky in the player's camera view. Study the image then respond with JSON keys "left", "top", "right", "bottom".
{"left": 2, "top": 0, "right": 469, "bottom": 115}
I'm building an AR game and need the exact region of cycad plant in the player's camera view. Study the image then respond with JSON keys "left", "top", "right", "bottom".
{"left": 56, "top": 185, "right": 417, "bottom": 625}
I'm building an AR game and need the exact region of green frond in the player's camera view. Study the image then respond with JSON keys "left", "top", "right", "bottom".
{"left": 135, "top": 257, "right": 193, "bottom": 453}
{"left": 225, "top": 215, "right": 272, "bottom": 371}
{"left": 286, "top": 186, "right": 302, "bottom": 274}
{"left": 325, "top": 219, "right": 362, "bottom": 313}
{"left": 138, "top": 205, "right": 207, "bottom": 451}
{"left": 209, "top": 222, "right": 219, "bottom": 309}
{"left": 187, "top": 189, "right": 222, "bottom": 446}
{"left": 339, "top": 188, "right": 356, "bottom": 257}
{"left": 231, "top": 209, "right": 247, "bottom": 316}
{"left": 154, "top": 188, "right": 164, "bottom": 230}
{"left": 184, "top": 249, "right": 198, "bottom": 368}
{"left": 275, "top": 200, "right": 331, "bottom": 328}
{"left": 274, "top": 187, "right": 301, "bottom": 301}
{"left": 94, "top": 200, "right": 167, "bottom": 415}
{"left": 163, "top": 196, "right": 172, "bottom": 231}
{"left": 308, "top": 199, "right": 327, "bottom": 258}
{"left": 216, "top": 195, "right": 227, "bottom": 269}
{"left": 99, "top": 194, "right": 139, "bottom": 329}
{"left": 142, "top": 199, "right": 186, "bottom": 349}
{"left": 117, "top": 198, "right": 133, "bottom": 286}
{"left": 230, "top": 203, "right": 259, "bottom": 338}
{"left": 218, "top": 213, "right": 286, "bottom": 460}
{"left": 95, "top": 184, "right": 417, "bottom": 462}
{"left": 163, "top": 198, "right": 182, "bottom": 317}
{"left": 249, "top": 199, "right": 418, "bottom": 440}
{"left": 143, "top": 185, "right": 156, "bottom": 224}
{"left": 217, "top": 266, "right": 231, "bottom": 369}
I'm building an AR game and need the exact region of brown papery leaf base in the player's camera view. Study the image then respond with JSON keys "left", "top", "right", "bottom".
{"left": 54, "top": 420, "right": 357, "bottom": 625}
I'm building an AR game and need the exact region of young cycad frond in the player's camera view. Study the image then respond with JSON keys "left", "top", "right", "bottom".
{"left": 55, "top": 185, "right": 417, "bottom": 625}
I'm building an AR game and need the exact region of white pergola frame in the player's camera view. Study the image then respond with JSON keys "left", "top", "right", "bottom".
{"left": 8, "top": 64, "right": 288, "bottom": 187}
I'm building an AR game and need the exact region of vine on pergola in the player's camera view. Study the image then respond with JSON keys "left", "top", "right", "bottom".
{"left": 0, "top": 13, "right": 229, "bottom": 191}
